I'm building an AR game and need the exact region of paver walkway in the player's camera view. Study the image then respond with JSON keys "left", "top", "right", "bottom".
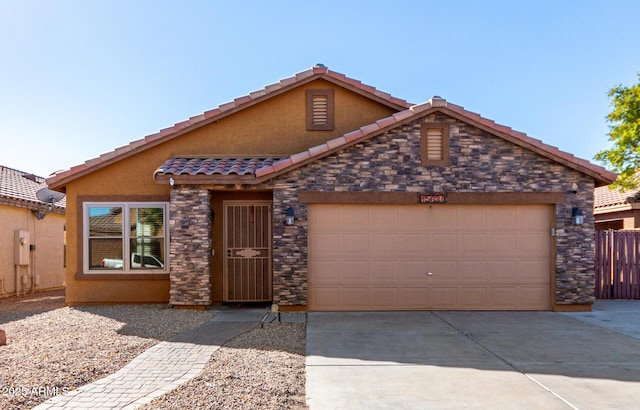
{"left": 34, "top": 309, "right": 279, "bottom": 410}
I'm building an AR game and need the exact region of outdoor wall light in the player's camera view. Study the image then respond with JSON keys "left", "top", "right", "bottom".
{"left": 284, "top": 207, "right": 295, "bottom": 226}
{"left": 571, "top": 207, "right": 585, "bottom": 226}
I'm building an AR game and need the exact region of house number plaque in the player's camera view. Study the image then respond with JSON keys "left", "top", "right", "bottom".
{"left": 419, "top": 193, "right": 446, "bottom": 204}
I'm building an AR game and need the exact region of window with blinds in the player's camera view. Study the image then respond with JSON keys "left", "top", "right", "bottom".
{"left": 306, "top": 89, "right": 334, "bottom": 130}
{"left": 421, "top": 123, "right": 450, "bottom": 166}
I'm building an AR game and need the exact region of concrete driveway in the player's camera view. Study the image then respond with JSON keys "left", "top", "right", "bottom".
{"left": 306, "top": 302, "right": 640, "bottom": 409}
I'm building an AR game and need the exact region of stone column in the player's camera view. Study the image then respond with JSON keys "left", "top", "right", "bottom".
{"left": 169, "top": 186, "right": 212, "bottom": 306}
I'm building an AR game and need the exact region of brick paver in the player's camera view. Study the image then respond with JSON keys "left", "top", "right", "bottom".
{"left": 32, "top": 310, "right": 276, "bottom": 410}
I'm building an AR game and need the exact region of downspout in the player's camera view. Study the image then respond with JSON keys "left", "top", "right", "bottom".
{"left": 31, "top": 212, "right": 36, "bottom": 293}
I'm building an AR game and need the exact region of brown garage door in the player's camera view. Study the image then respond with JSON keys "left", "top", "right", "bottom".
{"left": 308, "top": 204, "right": 552, "bottom": 311}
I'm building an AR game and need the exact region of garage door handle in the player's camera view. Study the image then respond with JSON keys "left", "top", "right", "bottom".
{"left": 427, "top": 272, "right": 434, "bottom": 276}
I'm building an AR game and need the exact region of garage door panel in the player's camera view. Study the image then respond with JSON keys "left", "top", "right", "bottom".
{"left": 518, "top": 286, "right": 550, "bottom": 309}
{"left": 308, "top": 204, "right": 551, "bottom": 311}
{"left": 339, "top": 207, "right": 369, "bottom": 231}
{"left": 429, "top": 260, "right": 459, "bottom": 282}
{"left": 489, "top": 287, "right": 518, "bottom": 308}
{"left": 517, "top": 260, "right": 550, "bottom": 283}
{"left": 311, "top": 233, "right": 340, "bottom": 257}
{"left": 459, "top": 233, "right": 487, "bottom": 256}
{"left": 459, "top": 260, "right": 487, "bottom": 281}
{"left": 487, "top": 260, "right": 517, "bottom": 282}
{"left": 339, "top": 288, "right": 370, "bottom": 309}
{"left": 458, "top": 207, "right": 487, "bottom": 231}
{"left": 402, "top": 261, "right": 429, "bottom": 281}
{"left": 518, "top": 234, "right": 549, "bottom": 258}
{"left": 518, "top": 206, "right": 550, "bottom": 230}
{"left": 458, "top": 287, "right": 488, "bottom": 309}
{"left": 398, "top": 207, "right": 428, "bottom": 231}
{"left": 339, "top": 260, "right": 370, "bottom": 282}
{"left": 310, "top": 287, "right": 339, "bottom": 310}
{"left": 428, "top": 287, "right": 459, "bottom": 308}
{"left": 400, "top": 234, "right": 428, "bottom": 257}
{"left": 428, "top": 206, "right": 458, "bottom": 230}
{"left": 487, "top": 207, "right": 517, "bottom": 230}
{"left": 400, "top": 287, "right": 428, "bottom": 307}
{"left": 370, "top": 233, "right": 399, "bottom": 257}
{"left": 370, "top": 207, "right": 400, "bottom": 232}
{"left": 310, "top": 260, "right": 340, "bottom": 284}
{"left": 370, "top": 288, "right": 399, "bottom": 308}
{"left": 341, "top": 233, "right": 369, "bottom": 256}
{"left": 487, "top": 234, "right": 517, "bottom": 256}
{"left": 309, "top": 207, "right": 341, "bottom": 231}
{"left": 370, "top": 260, "right": 399, "bottom": 282}
{"left": 428, "top": 233, "right": 458, "bottom": 256}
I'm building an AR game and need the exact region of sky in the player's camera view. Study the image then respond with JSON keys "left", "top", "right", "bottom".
{"left": 1, "top": 0, "right": 639, "bottom": 179}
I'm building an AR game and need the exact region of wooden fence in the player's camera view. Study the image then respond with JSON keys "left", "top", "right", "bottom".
{"left": 595, "top": 230, "right": 640, "bottom": 299}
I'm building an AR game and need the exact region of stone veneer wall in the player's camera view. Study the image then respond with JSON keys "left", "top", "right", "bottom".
{"left": 169, "top": 186, "right": 212, "bottom": 305}
{"left": 269, "top": 113, "right": 596, "bottom": 306}
{"left": 166, "top": 113, "right": 597, "bottom": 307}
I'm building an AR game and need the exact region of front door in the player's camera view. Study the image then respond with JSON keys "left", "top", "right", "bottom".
{"left": 223, "top": 201, "right": 272, "bottom": 302}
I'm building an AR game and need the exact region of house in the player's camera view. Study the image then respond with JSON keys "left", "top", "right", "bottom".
{"left": 46, "top": 65, "right": 616, "bottom": 311}
{"left": 594, "top": 183, "right": 640, "bottom": 230}
{"left": 0, "top": 166, "right": 66, "bottom": 296}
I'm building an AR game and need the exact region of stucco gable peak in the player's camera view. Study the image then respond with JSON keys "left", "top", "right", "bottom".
{"left": 46, "top": 66, "right": 411, "bottom": 189}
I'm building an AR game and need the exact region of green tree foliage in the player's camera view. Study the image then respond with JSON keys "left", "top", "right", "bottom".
{"left": 595, "top": 74, "right": 640, "bottom": 191}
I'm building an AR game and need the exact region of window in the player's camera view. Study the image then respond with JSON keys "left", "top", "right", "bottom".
{"left": 421, "top": 123, "right": 450, "bottom": 166}
{"left": 83, "top": 202, "right": 169, "bottom": 273}
{"left": 306, "top": 89, "right": 334, "bottom": 130}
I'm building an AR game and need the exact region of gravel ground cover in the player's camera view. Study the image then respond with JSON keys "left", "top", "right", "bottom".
{"left": 1, "top": 291, "right": 308, "bottom": 410}
{"left": 142, "top": 322, "right": 308, "bottom": 410}
{"left": 0, "top": 290, "right": 214, "bottom": 409}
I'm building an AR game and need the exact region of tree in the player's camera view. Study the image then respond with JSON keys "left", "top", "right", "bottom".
{"left": 594, "top": 73, "right": 640, "bottom": 191}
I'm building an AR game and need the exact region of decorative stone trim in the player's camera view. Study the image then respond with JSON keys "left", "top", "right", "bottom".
{"left": 169, "top": 187, "right": 212, "bottom": 305}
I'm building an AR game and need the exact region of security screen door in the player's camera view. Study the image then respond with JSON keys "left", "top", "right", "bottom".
{"left": 223, "top": 201, "right": 272, "bottom": 302}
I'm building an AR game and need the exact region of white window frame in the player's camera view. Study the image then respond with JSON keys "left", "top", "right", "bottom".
{"left": 83, "top": 202, "right": 170, "bottom": 274}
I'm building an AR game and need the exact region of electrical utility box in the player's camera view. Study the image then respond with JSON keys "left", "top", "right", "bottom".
{"left": 14, "top": 229, "right": 30, "bottom": 266}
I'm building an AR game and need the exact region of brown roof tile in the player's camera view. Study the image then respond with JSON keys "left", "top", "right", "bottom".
{"left": 0, "top": 166, "right": 65, "bottom": 211}
{"left": 154, "top": 158, "right": 282, "bottom": 177}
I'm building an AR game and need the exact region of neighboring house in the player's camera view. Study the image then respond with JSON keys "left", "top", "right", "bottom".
{"left": 47, "top": 65, "right": 615, "bottom": 311}
{"left": 594, "top": 183, "right": 640, "bottom": 230}
{"left": 0, "top": 166, "right": 66, "bottom": 296}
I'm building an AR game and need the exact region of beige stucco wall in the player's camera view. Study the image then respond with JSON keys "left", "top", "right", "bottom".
{"left": 0, "top": 204, "right": 65, "bottom": 297}
{"left": 62, "top": 80, "right": 397, "bottom": 304}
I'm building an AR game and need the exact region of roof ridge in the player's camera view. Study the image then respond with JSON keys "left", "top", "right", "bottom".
{"left": 1, "top": 164, "right": 45, "bottom": 180}
{"left": 47, "top": 66, "right": 410, "bottom": 188}
{"left": 255, "top": 98, "right": 616, "bottom": 186}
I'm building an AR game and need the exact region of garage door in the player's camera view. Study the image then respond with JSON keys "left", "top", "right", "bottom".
{"left": 308, "top": 204, "right": 552, "bottom": 311}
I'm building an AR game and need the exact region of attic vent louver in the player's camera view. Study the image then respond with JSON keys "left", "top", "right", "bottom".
{"left": 421, "top": 123, "right": 450, "bottom": 166}
{"left": 306, "top": 89, "right": 334, "bottom": 131}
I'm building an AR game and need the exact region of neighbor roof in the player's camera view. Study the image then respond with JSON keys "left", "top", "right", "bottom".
{"left": 153, "top": 97, "right": 617, "bottom": 187}
{"left": 594, "top": 184, "right": 640, "bottom": 211}
{"left": 0, "top": 166, "right": 66, "bottom": 212}
{"left": 46, "top": 65, "right": 410, "bottom": 190}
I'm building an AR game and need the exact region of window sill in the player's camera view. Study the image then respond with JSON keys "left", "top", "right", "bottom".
{"left": 75, "top": 271, "right": 170, "bottom": 280}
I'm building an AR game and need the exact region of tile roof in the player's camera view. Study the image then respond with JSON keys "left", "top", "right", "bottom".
{"left": 0, "top": 166, "right": 66, "bottom": 211}
{"left": 155, "top": 158, "right": 282, "bottom": 177}
{"left": 594, "top": 184, "right": 640, "bottom": 209}
{"left": 47, "top": 65, "right": 411, "bottom": 189}
{"left": 248, "top": 97, "right": 617, "bottom": 187}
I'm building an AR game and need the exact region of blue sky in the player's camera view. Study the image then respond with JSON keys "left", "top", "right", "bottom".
{"left": 1, "top": 0, "right": 639, "bottom": 178}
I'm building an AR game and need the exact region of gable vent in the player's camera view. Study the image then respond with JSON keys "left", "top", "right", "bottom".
{"left": 312, "top": 94, "right": 329, "bottom": 126}
{"left": 307, "top": 89, "right": 334, "bottom": 131}
{"left": 421, "top": 123, "right": 450, "bottom": 166}
{"left": 425, "top": 128, "right": 444, "bottom": 161}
